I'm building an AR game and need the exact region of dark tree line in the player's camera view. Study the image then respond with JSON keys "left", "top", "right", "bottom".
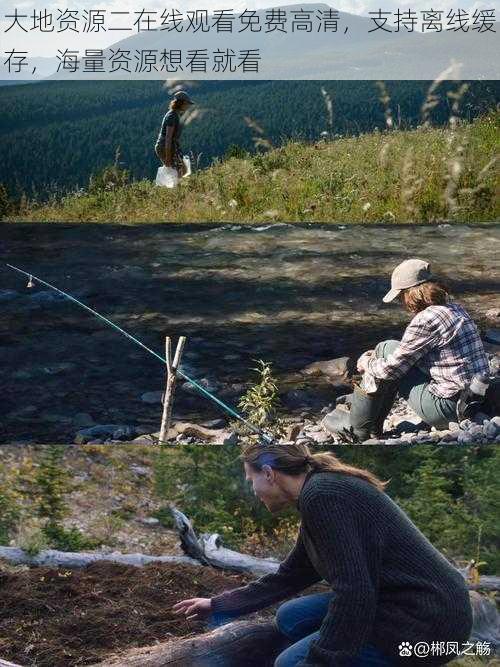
{"left": 0, "top": 79, "right": 498, "bottom": 200}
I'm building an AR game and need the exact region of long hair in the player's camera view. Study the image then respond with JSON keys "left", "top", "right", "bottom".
{"left": 241, "top": 442, "right": 387, "bottom": 492}
{"left": 401, "top": 281, "right": 450, "bottom": 314}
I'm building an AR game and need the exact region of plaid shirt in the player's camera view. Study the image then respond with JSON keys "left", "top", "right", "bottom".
{"left": 368, "top": 303, "right": 489, "bottom": 398}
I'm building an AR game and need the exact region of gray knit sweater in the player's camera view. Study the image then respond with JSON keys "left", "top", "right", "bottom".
{"left": 211, "top": 471, "right": 472, "bottom": 666}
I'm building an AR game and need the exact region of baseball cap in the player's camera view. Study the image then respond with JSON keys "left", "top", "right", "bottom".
{"left": 383, "top": 259, "right": 434, "bottom": 303}
{"left": 173, "top": 90, "right": 194, "bottom": 105}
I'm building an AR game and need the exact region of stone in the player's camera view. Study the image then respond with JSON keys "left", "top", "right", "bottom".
{"left": 141, "top": 391, "right": 163, "bottom": 404}
{"left": 130, "top": 465, "right": 150, "bottom": 477}
{"left": 75, "top": 424, "right": 130, "bottom": 445}
{"left": 301, "top": 357, "right": 352, "bottom": 379}
{"left": 182, "top": 378, "right": 220, "bottom": 395}
{"left": 412, "top": 433, "right": 441, "bottom": 444}
{"left": 201, "top": 419, "right": 226, "bottom": 429}
{"left": 140, "top": 517, "right": 159, "bottom": 526}
{"left": 484, "top": 329, "right": 500, "bottom": 345}
{"left": 113, "top": 426, "right": 136, "bottom": 441}
{"left": 133, "top": 435, "right": 157, "bottom": 445}
{"left": 439, "top": 433, "right": 459, "bottom": 443}
{"left": 484, "top": 309, "right": 500, "bottom": 322}
{"left": 457, "top": 430, "right": 478, "bottom": 445}
{"left": 307, "top": 430, "right": 330, "bottom": 444}
{"left": 30, "top": 290, "right": 67, "bottom": 303}
{"left": 282, "top": 389, "right": 325, "bottom": 411}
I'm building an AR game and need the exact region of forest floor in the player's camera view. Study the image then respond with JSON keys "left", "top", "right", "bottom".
{"left": 0, "top": 559, "right": 258, "bottom": 667}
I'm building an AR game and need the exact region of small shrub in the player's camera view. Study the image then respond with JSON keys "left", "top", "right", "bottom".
{"left": 35, "top": 446, "right": 98, "bottom": 551}
{"left": 238, "top": 360, "right": 281, "bottom": 428}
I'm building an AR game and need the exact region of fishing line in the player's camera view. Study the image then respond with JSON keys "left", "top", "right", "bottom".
{"left": 6, "top": 263, "right": 274, "bottom": 444}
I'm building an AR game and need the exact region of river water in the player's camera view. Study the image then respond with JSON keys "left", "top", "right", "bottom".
{"left": 1, "top": 223, "right": 499, "bottom": 443}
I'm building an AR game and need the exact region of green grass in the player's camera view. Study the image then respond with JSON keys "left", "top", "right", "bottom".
{"left": 8, "top": 112, "right": 499, "bottom": 223}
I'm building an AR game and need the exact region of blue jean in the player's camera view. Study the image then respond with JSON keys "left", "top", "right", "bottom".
{"left": 273, "top": 593, "right": 393, "bottom": 667}
{"left": 209, "top": 593, "right": 393, "bottom": 667}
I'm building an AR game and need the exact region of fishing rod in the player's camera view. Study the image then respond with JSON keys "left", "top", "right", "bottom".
{"left": 6, "top": 263, "right": 275, "bottom": 444}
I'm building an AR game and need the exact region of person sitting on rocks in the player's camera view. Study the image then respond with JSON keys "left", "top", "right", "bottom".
{"left": 322, "top": 258, "right": 489, "bottom": 442}
{"left": 173, "top": 443, "right": 473, "bottom": 667}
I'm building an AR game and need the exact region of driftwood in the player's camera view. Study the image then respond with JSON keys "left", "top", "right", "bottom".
{"left": 93, "top": 620, "right": 288, "bottom": 666}
{"left": 171, "top": 506, "right": 279, "bottom": 576}
{"left": 159, "top": 336, "right": 186, "bottom": 444}
{"left": 0, "top": 546, "right": 199, "bottom": 569}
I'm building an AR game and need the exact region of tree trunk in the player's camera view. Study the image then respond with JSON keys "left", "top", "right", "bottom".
{"left": 0, "top": 546, "right": 199, "bottom": 569}
{"left": 93, "top": 620, "right": 288, "bottom": 667}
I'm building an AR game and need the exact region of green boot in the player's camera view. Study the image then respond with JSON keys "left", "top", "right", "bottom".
{"left": 322, "top": 383, "right": 398, "bottom": 442}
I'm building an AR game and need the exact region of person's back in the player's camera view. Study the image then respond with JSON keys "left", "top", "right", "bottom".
{"left": 298, "top": 472, "right": 473, "bottom": 663}
{"left": 409, "top": 302, "right": 489, "bottom": 396}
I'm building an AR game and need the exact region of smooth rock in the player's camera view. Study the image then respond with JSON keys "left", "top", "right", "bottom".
{"left": 140, "top": 517, "right": 159, "bottom": 526}
{"left": 439, "top": 433, "right": 459, "bottom": 443}
{"left": 75, "top": 424, "right": 130, "bottom": 444}
{"left": 130, "top": 465, "right": 150, "bottom": 477}
{"left": 301, "top": 357, "right": 352, "bottom": 379}
{"left": 484, "top": 329, "right": 500, "bottom": 345}
{"left": 141, "top": 391, "right": 163, "bottom": 404}
{"left": 201, "top": 419, "right": 226, "bottom": 429}
{"left": 484, "top": 308, "right": 500, "bottom": 322}
{"left": 30, "top": 290, "right": 67, "bottom": 303}
{"left": 182, "top": 378, "right": 219, "bottom": 394}
{"left": 113, "top": 426, "right": 136, "bottom": 441}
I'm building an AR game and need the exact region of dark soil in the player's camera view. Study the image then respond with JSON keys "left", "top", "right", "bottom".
{"left": 0, "top": 561, "right": 253, "bottom": 667}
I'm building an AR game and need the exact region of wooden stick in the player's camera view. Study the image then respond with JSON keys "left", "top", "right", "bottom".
{"left": 159, "top": 336, "right": 186, "bottom": 444}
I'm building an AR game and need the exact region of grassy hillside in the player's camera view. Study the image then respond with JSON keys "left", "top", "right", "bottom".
{"left": 0, "top": 79, "right": 498, "bottom": 198}
{"left": 9, "top": 111, "right": 499, "bottom": 223}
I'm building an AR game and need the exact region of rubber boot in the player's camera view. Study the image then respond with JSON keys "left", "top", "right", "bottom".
{"left": 322, "top": 383, "right": 398, "bottom": 442}
{"left": 370, "top": 381, "right": 399, "bottom": 438}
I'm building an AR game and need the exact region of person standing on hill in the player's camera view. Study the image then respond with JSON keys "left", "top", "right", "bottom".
{"left": 155, "top": 90, "right": 194, "bottom": 176}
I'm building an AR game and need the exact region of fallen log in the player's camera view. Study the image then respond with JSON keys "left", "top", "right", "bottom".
{"left": 171, "top": 506, "right": 279, "bottom": 576}
{"left": 0, "top": 546, "right": 199, "bottom": 569}
{"left": 93, "top": 620, "right": 288, "bottom": 667}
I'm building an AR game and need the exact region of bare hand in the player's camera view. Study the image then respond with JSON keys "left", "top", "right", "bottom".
{"left": 173, "top": 597, "right": 212, "bottom": 621}
{"left": 357, "top": 350, "right": 374, "bottom": 373}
